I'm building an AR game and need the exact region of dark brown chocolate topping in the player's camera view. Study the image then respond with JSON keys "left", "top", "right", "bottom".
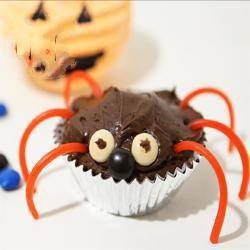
{"left": 95, "top": 138, "right": 107, "bottom": 149}
{"left": 140, "top": 139, "right": 151, "bottom": 153}
{"left": 55, "top": 87, "right": 205, "bottom": 182}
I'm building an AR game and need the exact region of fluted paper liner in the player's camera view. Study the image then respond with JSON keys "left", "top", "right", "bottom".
{"left": 71, "top": 155, "right": 199, "bottom": 216}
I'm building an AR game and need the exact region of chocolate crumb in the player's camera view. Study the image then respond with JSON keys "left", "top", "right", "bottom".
{"left": 140, "top": 139, "right": 151, "bottom": 153}
{"left": 95, "top": 138, "right": 107, "bottom": 149}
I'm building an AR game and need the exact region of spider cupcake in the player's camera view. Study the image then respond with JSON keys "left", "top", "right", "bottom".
{"left": 19, "top": 71, "right": 249, "bottom": 244}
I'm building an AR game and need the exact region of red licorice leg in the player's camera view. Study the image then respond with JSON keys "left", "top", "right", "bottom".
{"left": 26, "top": 143, "right": 88, "bottom": 219}
{"left": 174, "top": 141, "right": 227, "bottom": 244}
{"left": 19, "top": 109, "right": 74, "bottom": 182}
{"left": 64, "top": 70, "right": 103, "bottom": 109}
{"left": 180, "top": 87, "right": 235, "bottom": 152}
{"left": 190, "top": 119, "right": 249, "bottom": 200}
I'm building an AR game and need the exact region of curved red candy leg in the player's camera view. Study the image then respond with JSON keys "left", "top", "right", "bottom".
{"left": 180, "top": 87, "right": 235, "bottom": 152}
{"left": 174, "top": 141, "right": 227, "bottom": 244}
{"left": 19, "top": 109, "right": 74, "bottom": 182}
{"left": 64, "top": 70, "right": 103, "bottom": 109}
{"left": 190, "top": 119, "right": 249, "bottom": 200}
{"left": 26, "top": 143, "right": 87, "bottom": 219}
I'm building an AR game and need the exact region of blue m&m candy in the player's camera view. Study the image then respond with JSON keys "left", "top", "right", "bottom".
{"left": 0, "top": 103, "right": 8, "bottom": 117}
{"left": 0, "top": 168, "right": 21, "bottom": 191}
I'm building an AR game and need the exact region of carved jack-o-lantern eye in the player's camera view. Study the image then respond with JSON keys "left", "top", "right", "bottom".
{"left": 77, "top": 6, "right": 92, "bottom": 23}
{"left": 131, "top": 133, "right": 159, "bottom": 166}
{"left": 31, "top": 2, "right": 47, "bottom": 21}
{"left": 89, "top": 129, "right": 115, "bottom": 163}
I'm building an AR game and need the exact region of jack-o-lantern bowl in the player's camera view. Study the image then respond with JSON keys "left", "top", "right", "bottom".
{"left": 0, "top": 1, "right": 131, "bottom": 94}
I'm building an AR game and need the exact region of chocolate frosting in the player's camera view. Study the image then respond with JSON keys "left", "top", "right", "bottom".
{"left": 55, "top": 87, "right": 205, "bottom": 182}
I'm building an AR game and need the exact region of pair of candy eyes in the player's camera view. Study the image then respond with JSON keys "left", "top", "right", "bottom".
{"left": 89, "top": 129, "right": 159, "bottom": 167}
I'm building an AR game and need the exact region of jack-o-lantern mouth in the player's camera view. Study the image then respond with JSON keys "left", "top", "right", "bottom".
{"left": 65, "top": 51, "right": 104, "bottom": 75}
{"left": 32, "top": 51, "right": 104, "bottom": 80}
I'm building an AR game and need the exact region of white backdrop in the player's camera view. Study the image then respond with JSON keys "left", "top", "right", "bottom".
{"left": 0, "top": 1, "right": 249, "bottom": 250}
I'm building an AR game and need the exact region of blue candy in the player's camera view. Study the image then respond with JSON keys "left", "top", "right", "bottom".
{"left": 0, "top": 167, "right": 21, "bottom": 191}
{"left": 0, "top": 103, "right": 8, "bottom": 117}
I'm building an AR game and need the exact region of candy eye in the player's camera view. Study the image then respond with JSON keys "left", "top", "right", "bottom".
{"left": 131, "top": 133, "right": 158, "bottom": 166}
{"left": 89, "top": 129, "right": 115, "bottom": 163}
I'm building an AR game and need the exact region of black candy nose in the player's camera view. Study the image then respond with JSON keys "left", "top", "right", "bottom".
{"left": 108, "top": 148, "right": 135, "bottom": 180}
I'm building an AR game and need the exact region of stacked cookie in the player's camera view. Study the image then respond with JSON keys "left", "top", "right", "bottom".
{"left": 0, "top": 1, "right": 131, "bottom": 94}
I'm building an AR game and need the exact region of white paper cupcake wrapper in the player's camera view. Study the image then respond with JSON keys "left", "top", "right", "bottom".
{"left": 71, "top": 155, "right": 199, "bottom": 216}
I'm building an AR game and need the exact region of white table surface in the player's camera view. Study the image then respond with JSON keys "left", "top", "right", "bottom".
{"left": 0, "top": 1, "right": 249, "bottom": 250}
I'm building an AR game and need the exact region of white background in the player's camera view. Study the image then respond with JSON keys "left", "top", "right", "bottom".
{"left": 0, "top": 1, "right": 249, "bottom": 250}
